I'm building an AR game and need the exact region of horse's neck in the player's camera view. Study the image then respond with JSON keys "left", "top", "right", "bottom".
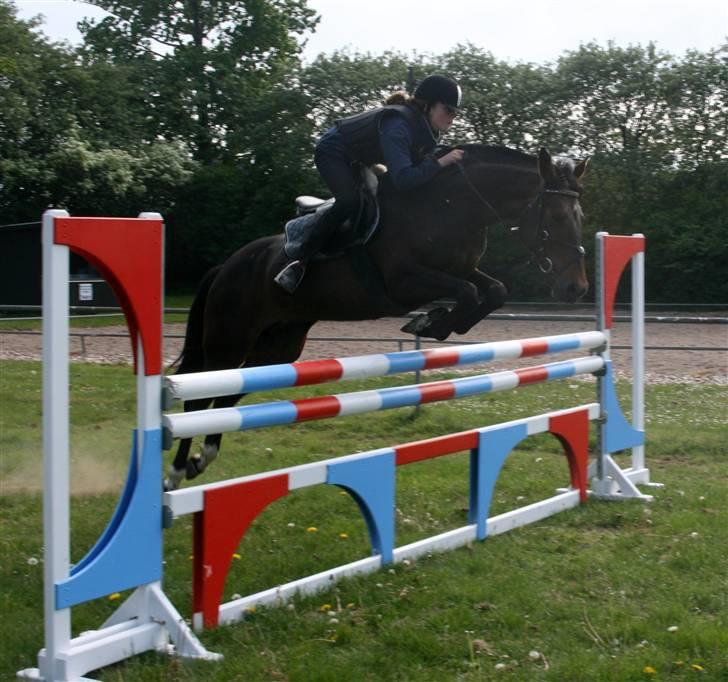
{"left": 469, "top": 163, "right": 543, "bottom": 223}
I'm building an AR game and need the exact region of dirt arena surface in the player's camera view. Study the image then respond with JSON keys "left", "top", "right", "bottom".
{"left": 2, "top": 311, "right": 726, "bottom": 384}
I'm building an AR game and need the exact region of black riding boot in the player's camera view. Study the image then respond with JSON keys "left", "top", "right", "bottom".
{"left": 274, "top": 210, "right": 343, "bottom": 294}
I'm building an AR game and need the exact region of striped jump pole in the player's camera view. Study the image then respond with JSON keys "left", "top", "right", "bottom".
{"left": 163, "top": 330, "right": 606, "bottom": 405}
{"left": 162, "top": 355, "right": 605, "bottom": 446}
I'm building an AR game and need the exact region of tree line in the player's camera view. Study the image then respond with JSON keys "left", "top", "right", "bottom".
{"left": 1, "top": 0, "right": 726, "bottom": 301}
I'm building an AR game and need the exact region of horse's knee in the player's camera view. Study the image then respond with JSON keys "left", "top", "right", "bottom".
{"left": 487, "top": 280, "right": 507, "bottom": 308}
{"left": 460, "top": 281, "right": 480, "bottom": 307}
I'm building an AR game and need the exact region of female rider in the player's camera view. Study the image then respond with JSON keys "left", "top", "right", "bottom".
{"left": 274, "top": 74, "right": 465, "bottom": 293}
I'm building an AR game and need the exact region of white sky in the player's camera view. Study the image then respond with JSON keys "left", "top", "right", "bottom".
{"left": 14, "top": 0, "right": 728, "bottom": 64}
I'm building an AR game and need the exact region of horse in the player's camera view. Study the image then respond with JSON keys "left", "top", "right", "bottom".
{"left": 164, "top": 145, "right": 589, "bottom": 490}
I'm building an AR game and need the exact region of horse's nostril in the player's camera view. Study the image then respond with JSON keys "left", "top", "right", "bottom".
{"left": 570, "top": 282, "right": 588, "bottom": 301}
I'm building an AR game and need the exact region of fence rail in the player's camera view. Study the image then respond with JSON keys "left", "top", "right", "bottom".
{"left": 1, "top": 305, "right": 726, "bottom": 325}
{"left": 0, "top": 328, "right": 725, "bottom": 355}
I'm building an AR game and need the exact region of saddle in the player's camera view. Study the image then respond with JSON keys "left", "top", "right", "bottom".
{"left": 283, "top": 165, "right": 382, "bottom": 262}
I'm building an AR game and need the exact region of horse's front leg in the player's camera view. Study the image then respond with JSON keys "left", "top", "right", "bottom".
{"left": 450, "top": 269, "right": 508, "bottom": 335}
{"left": 392, "top": 264, "right": 481, "bottom": 340}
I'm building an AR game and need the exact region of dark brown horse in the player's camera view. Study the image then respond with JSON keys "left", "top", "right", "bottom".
{"left": 165, "top": 145, "right": 589, "bottom": 489}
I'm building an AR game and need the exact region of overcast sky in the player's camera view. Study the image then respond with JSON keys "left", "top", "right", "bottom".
{"left": 14, "top": 0, "right": 728, "bottom": 64}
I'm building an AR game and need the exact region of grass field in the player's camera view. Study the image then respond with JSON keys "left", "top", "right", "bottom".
{"left": 1, "top": 360, "right": 727, "bottom": 681}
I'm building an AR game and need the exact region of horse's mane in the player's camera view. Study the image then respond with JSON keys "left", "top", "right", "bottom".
{"left": 453, "top": 144, "right": 537, "bottom": 168}
{"left": 436, "top": 143, "right": 579, "bottom": 184}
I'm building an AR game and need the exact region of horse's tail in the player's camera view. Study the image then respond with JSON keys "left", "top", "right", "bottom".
{"left": 168, "top": 265, "right": 223, "bottom": 375}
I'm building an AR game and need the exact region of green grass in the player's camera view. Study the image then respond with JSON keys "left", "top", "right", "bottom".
{"left": 1, "top": 360, "right": 727, "bottom": 680}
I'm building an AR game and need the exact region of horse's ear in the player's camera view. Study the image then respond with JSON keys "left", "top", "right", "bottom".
{"left": 538, "top": 147, "right": 555, "bottom": 180}
{"left": 574, "top": 157, "right": 590, "bottom": 180}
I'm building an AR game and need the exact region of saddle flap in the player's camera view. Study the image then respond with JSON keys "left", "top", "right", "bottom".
{"left": 284, "top": 167, "right": 381, "bottom": 262}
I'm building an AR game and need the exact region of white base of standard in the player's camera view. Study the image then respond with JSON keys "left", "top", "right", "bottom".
{"left": 18, "top": 584, "right": 221, "bottom": 682}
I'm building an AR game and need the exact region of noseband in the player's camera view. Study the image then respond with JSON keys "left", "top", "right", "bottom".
{"left": 456, "top": 162, "right": 585, "bottom": 275}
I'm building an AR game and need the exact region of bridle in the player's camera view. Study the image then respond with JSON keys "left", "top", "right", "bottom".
{"left": 455, "top": 162, "right": 586, "bottom": 275}
{"left": 512, "top": 188, "right": 586, "bottom": 274}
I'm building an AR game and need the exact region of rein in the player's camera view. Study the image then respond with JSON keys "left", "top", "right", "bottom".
{"left": 455, "top": 161, "right": 585, "bottom": 274}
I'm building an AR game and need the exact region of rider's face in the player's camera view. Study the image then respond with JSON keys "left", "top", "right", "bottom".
{"left": 429, "top": 102, "right": 458, "bottom": 133}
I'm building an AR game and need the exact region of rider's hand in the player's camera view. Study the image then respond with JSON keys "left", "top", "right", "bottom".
{"left": 438, "top": 149, "right": 465, "bottom": 167}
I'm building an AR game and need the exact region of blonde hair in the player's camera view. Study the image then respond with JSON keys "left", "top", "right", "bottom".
{"left": 384, "top": 91, "right": 428, "bottom": 112}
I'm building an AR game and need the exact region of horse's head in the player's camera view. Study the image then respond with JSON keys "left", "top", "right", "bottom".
{"left": 517, "top": 148, "right": 590, "bottom": 302}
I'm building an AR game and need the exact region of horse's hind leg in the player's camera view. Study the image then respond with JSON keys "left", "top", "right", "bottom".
{"left": 181, "top": 320, "right": 313, "bottom": 482}
{"left": 182, "top": 391, "right": 245, "bottom": 481}
{"left": 165, "top": 395, "right": 215, "bottom": 490}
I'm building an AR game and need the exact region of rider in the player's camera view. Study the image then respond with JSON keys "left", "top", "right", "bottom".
{"left": 274, "top": 74, "right": 466, "bottom": 293}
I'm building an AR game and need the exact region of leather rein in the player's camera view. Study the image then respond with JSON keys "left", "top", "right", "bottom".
{"left": 455, "top": 161, "right": 586, "bottom": 275}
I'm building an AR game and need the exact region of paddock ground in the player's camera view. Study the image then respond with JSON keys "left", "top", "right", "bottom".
{"left": 1, "top": 312, "right": 726, "bottom": 383}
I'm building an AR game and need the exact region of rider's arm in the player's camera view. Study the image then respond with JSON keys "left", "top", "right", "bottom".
{"left": 379, "top": 116, "right": 440, "bottom": 191}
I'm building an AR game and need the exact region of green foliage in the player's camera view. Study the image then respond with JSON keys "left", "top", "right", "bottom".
{"left": 1, "top": 2, "right": 725, "bottom": 300}
{"left": 78, "top": 0, "right": 319, "bottom": 161}
{"left": 302, "top": 50, "right": 423, "bottom": 130}
{"left": 0, "top": 1, "right": 196, "bottom": 221}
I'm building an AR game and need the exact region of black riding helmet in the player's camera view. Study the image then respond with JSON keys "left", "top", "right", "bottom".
{"left": 414, "top": 74, "right": 462, "bottom": 109}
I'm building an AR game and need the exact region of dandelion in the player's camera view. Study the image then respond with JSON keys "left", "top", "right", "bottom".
{"left": 108, "top": 593, "right": 121, "bottom": 601}
{"left": 246, "top": 605, "right": 257, "bottom": 614}
{"left": 27, "top": 557, "right": 39, "bottom": 566}
{"left": 667, "top": 625, "right": 679, "bottom": 632}
{"left": 494, "top": 663, "right": 507, "bottom": 671}
{"left": 307, "top": 526, "right": 318, "bottom": 533}
{"left": 339, "top": 533, "right": 349, "bottom": 539}
{"left": 329, "top": 617, "right": 339, "bottom": 625}
{"left": 691, "top": 664, "right": 704, "bottom": 671}
{"left": 529, "top": 650, "right": 541, "bottom": 660}
{"left": 346, "top": 602, "right": 355, "bottom": 609}
{"left": 231, "top": 593, "right": 242, "bottom": 600}
{"left": 287, "top": 522, "right": 296, "bottom": 527}
{"left": 319, "top": 604, "right": 332, "bottom": 612}
{"left": 643, "top": 666, "right": 657, "bottom": 675}
{"left": 232, "top": 553, "right": 241, "bottom": 560}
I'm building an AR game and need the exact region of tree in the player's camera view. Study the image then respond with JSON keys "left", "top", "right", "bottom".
{"left": 663, "top": 45, "right": 728, "bottom": 167}
{"left": 437, "top": 44, "right": 562, "bottom": 151}
{"left": 78, "top": 0, "right": 320, "bottom": 163}
{"left": 0, "top": 1, "right": 195, "bottom": 222}
{"left": 302, "top": 50, "right": 425, "bottom": 132}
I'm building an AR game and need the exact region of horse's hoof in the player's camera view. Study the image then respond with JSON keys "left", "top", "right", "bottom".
{"left": 186, "top": 456, "right": 203, "bottom": 480}
{"left": 401, "top": 307, "right": 449, "bottom": 335}
{"left": 164, "top": 467, "right": 185, "bottom": 491}
{"left": 401, "top": 314, "right": 429, "bottom": 335}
